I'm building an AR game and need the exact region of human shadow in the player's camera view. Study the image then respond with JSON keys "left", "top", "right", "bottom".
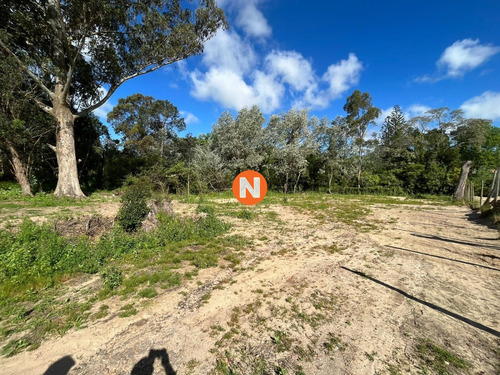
{"left": 411, "top": 233, "right": 500, "bottom": 250}
{"left": 386, "top": 245, "right": 500, "bottom": 272}
{"left": 341, "top": 266, "right": 500, "bottom": 339}
{"left": 43, "top": 355, "right": 75, "bottom": 375}
{"left": 131, "top": 348, "right": 176, "bottom": 375}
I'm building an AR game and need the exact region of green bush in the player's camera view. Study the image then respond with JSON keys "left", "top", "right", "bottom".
{"left": 117, "top": 184, "right": 151, "bottom": 232}
{"left": 101, "top": 266, "right": 123, "bottom": 290}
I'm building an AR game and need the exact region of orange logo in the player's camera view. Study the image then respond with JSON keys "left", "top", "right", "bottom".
{"left": 232, "top": 170, "right": 267, "bottom": 205}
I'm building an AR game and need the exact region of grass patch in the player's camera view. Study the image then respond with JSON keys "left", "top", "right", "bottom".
{"left": 0, "top": 204, "right": 231, "bottom": 356}
{"left": 271, "top": 330, "right": 293, "bottom": 352}
{"left": 118, "top": 303, "right": 138, "bottom": 318}
{"left": 138, "top": 287, "right": 158, "bottom": 299}
{"left": 416, "top": 338, "right": 471, "bottom": 374}
{"left": 323, "top": 333, "right": 346, "bottom": 352}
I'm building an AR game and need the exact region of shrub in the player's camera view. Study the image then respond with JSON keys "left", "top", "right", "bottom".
{"left": 101, "top": 266, "right": 123, "bottom": 290}
{"left": 117, "top": 184, "right": 151, "bottom": 232}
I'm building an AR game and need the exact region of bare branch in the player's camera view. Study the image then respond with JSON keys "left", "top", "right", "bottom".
{"left": 0, "top": 39, "right": 54, "bottom": 100}
{"left": 47, "top": 144, "right": 57, "bottom": 152}
{"left": 33, "top": 98, "right": 53, "bottom": 115}
{"left": 75, "top": 62, "right": 171, "bottom": 118}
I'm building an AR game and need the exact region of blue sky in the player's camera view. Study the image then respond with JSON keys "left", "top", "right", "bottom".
{"left": 94, "top": 0, "right": 500, "bottom": 137}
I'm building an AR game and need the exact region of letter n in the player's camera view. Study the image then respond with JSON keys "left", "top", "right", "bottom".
{"left": 240, "top": 177, "right": 260, "bottom": 198}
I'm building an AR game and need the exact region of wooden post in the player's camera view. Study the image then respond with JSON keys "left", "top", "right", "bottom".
{"left": 484, "top": 169, "right": 498, "bottom": 206}
{"left": 495, "top": 168, "right": 500, "bottom": 204}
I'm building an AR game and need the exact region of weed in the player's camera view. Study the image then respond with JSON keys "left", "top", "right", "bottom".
{"left": 365, "top": 351, "right": 377, "bottom": 361}
{"left": 92, "top": 304, "right": 109, "bottom": 320}
{"left": 323, "top": 333, "right": 346, "bottom": 352}
{"left": 416, "top": 338, "right": 471, "bottom": 375}
{"left": 138, "top": 287, "right": 158, "bottom": 299}
{"left": 387, "top": 364, "right": 401, "bottom": 375}
{"left": 118, "top": 303, "right": 137, "bottom": 318}
{"left": 101, "top": 266, "right": 123, "bottom": 290}
{"left": 237, "top": 209, "right": 254, "bottom": 220}
{"left": 271, "top": 330, "right": 293, "bottom": 352}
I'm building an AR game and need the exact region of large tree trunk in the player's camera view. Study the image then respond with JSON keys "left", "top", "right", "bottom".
{"left": 52, "top": 87, "right": 86, "bottom": 198}
{"left": 5, "top": 141, "right": 32, "bottom": 196}
{"left": 453, "top": 160, "right": 472, "bottom": 200}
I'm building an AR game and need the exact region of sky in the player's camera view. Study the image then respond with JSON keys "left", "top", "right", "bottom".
{"left": 94, "top": 0, "right": 500, "bottom": 137}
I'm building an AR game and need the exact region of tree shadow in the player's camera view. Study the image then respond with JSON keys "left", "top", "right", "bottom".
{"left": 386, "top": 245, "right": 500, "bottom": 272}
{"left": 411, "top": 233, "right": 500, "bottom": 250}
{"left": 465, "top": 210, "right": 499, "bottom": 230}
{"left": 43, "top": 355, "right": 75, "bottom": 375}
{"left": 341, "top": 266, "right": 500, "bottom": 339}
{"left": 131, "top": 348, "right": 176, "bottom": 375}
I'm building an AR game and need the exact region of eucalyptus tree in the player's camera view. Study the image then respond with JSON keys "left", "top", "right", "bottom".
{"left": 107, "top": 94, "right": 185, "bottom": 162}
{"left": 343, "top": 90, "right": 381, "bottom": 188}
{"left": 0, "top": 0, "right": 227, "bottom": 197}
{"left": 266, "top": 109, "right": 315, "bottom": 194}
{"left": 0, "top": 54, "right": 55, "bottom": 195}
{"left": 212, "top": 106, "right": 266, "bottom": 173}
{"left": 316, "top": 115, "right": 356, "bottom": 193}
{"left": 192, "top": 143, "right": 231, "bottom": 192}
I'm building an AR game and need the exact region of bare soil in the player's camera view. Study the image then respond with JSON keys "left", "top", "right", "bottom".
{"left": 1, "top": 200, "right": 499, "bottom": 375}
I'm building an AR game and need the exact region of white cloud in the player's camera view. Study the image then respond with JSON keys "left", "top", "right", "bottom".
{"left": 266, "top": 51, "right": 315, "bottom": 91}
{"left": 460, "top": 91, "right": 500, "bottom": 120}
{"left": 191, "top": 69, "right": 261, "bottom": 110}
{"left": 93, "top": 101, "right": 114, "bottom": 121}
{"left": 416, "top": 39, "right": 500, "bottom": 82}
{"left": 188, "top": 2, "right": 362, "bottom": 113}
{"left": 191, "top": 49, "right": 363, "bottom": 113}
{"left": 253, "top": 70, "right": 285, "bottom": 113}
{"left": 202, "top": 31, "right": 257, "bottom": 75}
{"left": 180, "top": 111, "right": 199, "bottom": 125}
{"left": 406, "top": 104, "right": 432, "bottom": 118}
{"left": 218, "top": 0, "right": 271, "bottom": 38}
{"left": 323, "top": 53, "right": 363, "bottom": 98}
{"left": 190, "top": 68, "right": 284, "bottom": 113}
{"left": 237, "top": 4, "right": 272, "bottom": 38}
{"left": 437, "top": 39, "right": 500, "bottom": 77}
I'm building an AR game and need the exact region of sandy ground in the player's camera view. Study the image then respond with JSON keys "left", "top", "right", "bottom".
{"left": 1, "top": 201, "right": 499, "bottom": 375}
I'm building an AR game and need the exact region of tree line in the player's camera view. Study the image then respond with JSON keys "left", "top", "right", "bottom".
{"left": 2, "top": 85, "right": 499, "bottom": 197}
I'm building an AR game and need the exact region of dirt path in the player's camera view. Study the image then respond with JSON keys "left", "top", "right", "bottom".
{"left": 1, "top": 203, "right": 499, "bottom": 374}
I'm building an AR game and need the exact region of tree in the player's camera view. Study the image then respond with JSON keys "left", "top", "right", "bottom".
{"left": 378, "top": 105, "right": 415, "bottom": 185}
{"left": 453, "top": 160, "right": 472, "bottom": 200}
{"left": 0, "top": 54, "right": 55, "bottom": 195}
{"left": 107, "top": 94, "right": 185, "bottom": 162}
{"left": 0, "top": 0, "right": 227, "bottom": 197}
{"left": 343, "top": 90, "right": 381, "bottom": 188}
{"left": 266, "top": 109, "right": 315, "bottom": 194}
{"left": 212, "top": 106, "right": 266, "bottom": 173}
{"left": 192, "top": 142, "right": 231, "bottom": 192}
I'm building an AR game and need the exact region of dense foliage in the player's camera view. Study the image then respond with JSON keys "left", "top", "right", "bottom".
{"left": 1, "top": 89, "right": 498, "bottom": 197}
{"left": 117, "top": 183, "right": 152, "bottom": 232}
